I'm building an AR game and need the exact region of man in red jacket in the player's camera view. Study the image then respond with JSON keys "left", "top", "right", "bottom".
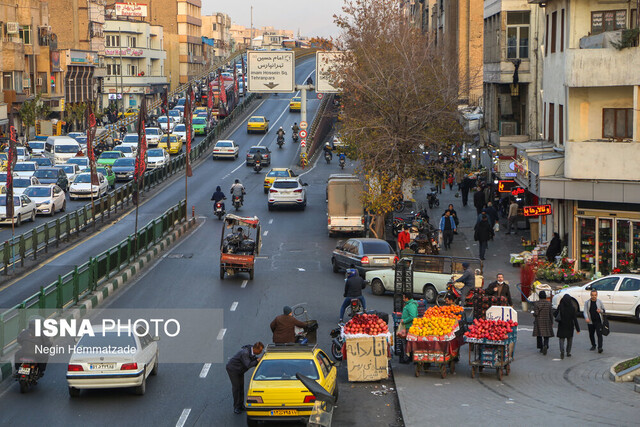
{"left": 397, "top": 225, "right": 411, "bottom": 251}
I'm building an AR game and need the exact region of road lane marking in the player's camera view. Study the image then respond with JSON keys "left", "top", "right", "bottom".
{"left": 217, "top": 328, "right": 227, "bottom": 340}
{"left": 176, "top": 409, "right": 191, "bottom": 427}
{"left": 230, "top": 301, "right": 238, "bottom": 311}
{"left": 222, "top": 161, "right": 245, "bottom": 180}
{"left": 199, "top": 363, "right": 212, "bottom": 378}
{"left": 263, "top": 230, "right": 268, "bottom": 236}
{"left": 241, "top": 280, "right": 248, "bottom": 288}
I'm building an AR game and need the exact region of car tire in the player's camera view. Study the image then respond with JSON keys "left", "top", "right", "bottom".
{"left": 151, "top": 354, "right": 159, "bottom": 376}
{"left": 263, "top": 188, "right": 268, "bottom": 194}
{"left": 268, "top": 204, "right": 273, "bottom": 211}
{"left": 333, "top": 381, "right": 339, "bottom": 402}
{"left": 332, "top": 258, "right": 340, "bottom": 273}
{"left": 371, "top": 279, "right": 385, "bottom": 296}
{"left": 61, "top": 200, "right": 66, "bottom": 212}
{"left": 134, "top": 376, "right": 146, "bottom": 395}
{"left": 635, "top": 306, "right": 640, "bottom": 322}
{"left": 220, "top": 267, "right": 224, "bottom": 280}
{"left": 50, "top": 205, "right": 56, "bottom": 216}
{"left": 300, "top": 202, "right": 306, "bottom": 210}
{"left": 423, "top": 285, "right": 438, "bottom": 304}
{"left": 68, "top": 387, "right": 81, "bottom": 397}
{"left": 29, "top": 210, "right": 35, "bottom": 222}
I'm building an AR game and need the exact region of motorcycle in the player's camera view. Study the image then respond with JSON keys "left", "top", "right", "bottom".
{"left": 292, "top": 304, "right": 318, "bottom": 345}
{"left": 339, "top": 156, "right": 345, "bottom": 169}
{"left": 330, "top": 324, "right": 344, "bottom": 361}
{"left": 232, "top": 195, "right": 243, "bottom": 211}
{"left": 276, "top": 134, "right": 285, "bottom": 148}
{"left": 427, "top": 187, "right": 440, "bottom": 209}
{"left": 214, "top": 201, "right": 225, "bottom": 220}
{"left": 292, "top": 132, "right": 299, "bottom": 143}
{"left": 254, "top": 159, "right": 262, "bottom": 173}
{"left": 15, "top": 359, "right": 41, "bottom": 393}
{"left": 436, "top": 279, "right": 476, "bottom": 307}
{"left": 345, "top": 297, "right": 365, "bottom": 319}
{"left": 324, "top": 151, "right": 332, "bottom": 164}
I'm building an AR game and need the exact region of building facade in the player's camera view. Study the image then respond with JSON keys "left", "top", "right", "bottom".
{"left": 201, "top": 13, "right": 231, "bottom": 58}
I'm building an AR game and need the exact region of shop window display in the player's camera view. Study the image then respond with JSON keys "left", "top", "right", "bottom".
{"left": 598, "top": 218, "right": 613, "bottom": 275}
{"left": 579, "top": 218, "right": 595, "bottom": 271}
{"left": 632, "top": 221, "right": 640, "bottom": 271}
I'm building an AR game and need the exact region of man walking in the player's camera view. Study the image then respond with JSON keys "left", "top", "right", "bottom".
{"left": 474, "top": 214, "right": 494, "bottom": 260}
{"left": 506, "top": 199, "right": 519, "bottom": 234}
{"left": 584, "top": 290, "right": 605, "bottom": 353}
{"left": 460, "top": 176, "right": 473, "bottom": 206}
{"left": 439, "top": 210, "right": 456, "bottom": 250}
{"left": 226, "top": 342, "right": 264, "bottom": 414}
{"left": 473, "top": 186, "right": 486, "bottom": 215}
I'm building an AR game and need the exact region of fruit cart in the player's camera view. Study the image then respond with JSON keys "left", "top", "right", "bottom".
{"left": 219, "top": 214, "right": 261, "bottom": 280}
{"left": 464, "top": 320, "right": 518, "bottom": 381}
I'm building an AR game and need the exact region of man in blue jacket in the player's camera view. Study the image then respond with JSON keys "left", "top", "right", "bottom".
{"left": 439, "top": 210, "right": 457, "bottom": 250}
{"left": 226, "top": 342, "right": 264, "bottom": 414}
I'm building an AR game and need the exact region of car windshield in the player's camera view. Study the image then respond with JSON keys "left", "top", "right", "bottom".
{"left": 147, "top": 149, "right": 164, "bottom": 157}
{"left": 35, "top": 170, "right": 59, "bottom": 179}
{"left": 60, "top": 165, "right": 76, "bottom": 173}
{"left": 14, "top": 163, "right": 36, "bottom": 171}
{"left": 249, "top": 117, "right": 264, "bottom": 123}
{"left": 268, "top": 170, "right": 290, "bottom": 177}
{"left": 272, "top": 181, "right": 298, "bottom": 189}
{"left": 115, "top": 146, "right": 132, "bottom": 153}
{"left": 55, "top": 145, "right": 80, "bottom": 153}
{"left": 113, "top": 158, "right": 135, "bottom": 167}
{"left": 169, "top": 110, "right": 180, "bottom": 116}
{"left": 193, "top": 118, "right": 206, "bottom": 125}
{"left": 33, "top": 158, "right": 53, "bottom": 166}
{"left": 76, "top": 137, "right": 87, "bottom": 143}
{"left": 14, "top": 179, "right": 31, "bottom": 187}
{"left": 68, "top": 159, "right": 88, "bottom": 166}
{"left": 217, "top": 142, "right": 232, "bottom": 147}
{"left": 174, "top": 125, "right": 186, "bottom": 132}
{"left": 0, "top": 154, "right": 7, "bottom": 160}
{"left": 25, "top": 187, "right": 51, "bottom": 198}
{"left": 100, "top": 152, "right": 121, "bottom": 159}
{"left": 123, "top": 135, "right": 138, "bottom": 143}
{"left": 158, "top": 117, "right": 169, "bottom": 123}
{"left": 74, "top": 174, "right": 92, "bottom": 183}
{"left": 76, "top": 332, "right": 137, "bottom": 352}
{"left": 0, "top": 174, "right": 6, "bottom": 181}
{"left": 29, "top": 142, "right": 45, "bottom": 150}
{"left": 362, "top": 241, "right": 394, "bottom": 254}
{"left": 96, "top": 168, "right": 109, "bottom": 176}
{"left": 16, "top": 148, "right": 26, "bottom": 154}
{"left": 145, "top": 128, "right": 160, "bottom": 135}
{"left": 253, "top": 359, "right": 319, "bottom": 381}
{"left": 292, "top": 97, "right": 300, "bottom": 102}
{"left": 0, "top": 196, "right": 20, "bottom": 206}
{"left": 177, "top": 98, "right": 185, "bottom": 106}
{"left": 161, "top": 137, "right": 178, "bottom": 143}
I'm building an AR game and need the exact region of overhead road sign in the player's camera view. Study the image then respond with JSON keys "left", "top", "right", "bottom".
{"left": 316, "top": 51, "right": 344, "bottom": 93}
{"left": 247, "top": 51, "right": 295, "bottom": 93}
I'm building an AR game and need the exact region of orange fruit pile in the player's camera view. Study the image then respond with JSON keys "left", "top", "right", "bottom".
{"left": 423, "top": 305, "right": 463, "bottom": 320}
{"left": 408, "top": 316, "right": 457, "bottom": 337}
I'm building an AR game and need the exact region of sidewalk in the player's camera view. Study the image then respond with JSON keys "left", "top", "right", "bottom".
{"left": 393, "top": 182, "right": 640, "bottom": 426}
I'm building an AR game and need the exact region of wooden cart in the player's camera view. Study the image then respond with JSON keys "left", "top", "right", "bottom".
{"left": 219, "top": 214, "right": 261, "bottom": 280}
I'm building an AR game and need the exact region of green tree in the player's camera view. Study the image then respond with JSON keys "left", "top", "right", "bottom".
{"left": 19, "top": 94, "right": 50, "bottom": 140}
{"left": 64, "top": 102, "right": 87, "bottom": 131}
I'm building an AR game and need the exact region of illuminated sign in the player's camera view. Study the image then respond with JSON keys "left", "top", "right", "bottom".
{"left": 511, "top": 187, "right": 525, "bottom": 196}
{"left": 498, "top": 180, "right": 516, "bottom": 193}
{"left": 524, "top": 204, "right": 552, "bottom": 217}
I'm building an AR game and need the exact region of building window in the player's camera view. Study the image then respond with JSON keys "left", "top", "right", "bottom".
{"left": 106, "top": 64, "right": 121, "bottom": 75}
{"left": 551, "top": 11, "right": 557, "bottom": 53}
{"left": 545, "top": 14, "right": 549, "bottom": 56}
{"left": 549, "top": 103, "right": 555, "bottom": 143}
{"left": 212, "top": 23, "right": 217, "bottom": 31}
{"left": 106, "top": 35, "right": 120, "bottom": 47}
{"left": 128, "top": 65, "right": 137, "bottom": 76}
{"left": 591, "top": 10, "right": 627, "bottom": 34}
{"left": 19, "top": 25, "right": 31, "bottom": 45}
{"left": 602, "top": 108, "right": 633, "bottom": 139}
{"left": 558, "top": 104, "right": 564, "bottom": 145}
{"left": 507, "top": 11, "right": 530, "bottom": 59}
{"left": 560, "top": 9, "right": 565, "bottom": 52}
{"left": 129, "top": 36, "right": 136, "bottom": 48}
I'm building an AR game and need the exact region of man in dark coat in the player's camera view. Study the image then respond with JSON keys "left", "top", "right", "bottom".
{"left": 473, "top": 187, "right": 486, "bottom": 215}
{"left": 460, "top": 177, "right": 473, "bottom": 206}
{"left": 270, "top": 306, "right": 307, "bottom": 344}
{"left": 474, "top": 215, "right": 494, "bottom": 260}
{"left": 555, "top": 294, "right": 580, "bottom": 359}
{"left": 339, "top": 269, "right": 367, "bottom": 321}
{"left": 453, "top": 262, "right": 475, "bottom": 306}
{"left": 226, "top": 342, "right": 264, "bottom": 414}
{"left": 533, "top": 291, "right": 554, "bottom": 355}
{"left": 546, "top": 232, "right": 562, "bottom": 262}
{"left": 484, "top": 202, "right": 499, "bottom": 228}
{"left": 485, "top": 273, "right": 512, "bottom": 306}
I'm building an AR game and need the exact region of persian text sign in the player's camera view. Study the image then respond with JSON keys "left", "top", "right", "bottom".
{"left": 316, "top": 51, "right": 344, "bottom": 93}
{"left": 523, "top": 204, "right": 552, "bottom": 217}
{"left": 247, "top": 51, "right": 295, "bottom": 93}
{"left": 115, "top": 2, "right": 148, "bottom": 17}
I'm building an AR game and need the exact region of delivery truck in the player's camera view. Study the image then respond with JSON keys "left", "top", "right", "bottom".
{"left": 326, "top": 174, "right": 365, "bottom": 237}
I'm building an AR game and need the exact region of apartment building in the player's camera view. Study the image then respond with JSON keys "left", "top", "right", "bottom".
{"left": 201, "top": 12, "right": 231, "bottom": 58}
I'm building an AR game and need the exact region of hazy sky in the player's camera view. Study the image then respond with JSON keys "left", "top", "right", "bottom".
{"left": 201, "top": 0, "right": 345, "bottom": 38}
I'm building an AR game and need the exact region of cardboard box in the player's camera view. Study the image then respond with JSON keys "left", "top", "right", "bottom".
{"left": 345, "top": 336, "right": 389, "bottom": 382}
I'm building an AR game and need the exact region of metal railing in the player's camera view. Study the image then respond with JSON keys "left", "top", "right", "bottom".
{"left": 0, "top": 200, "right": 188, "bottom": 356}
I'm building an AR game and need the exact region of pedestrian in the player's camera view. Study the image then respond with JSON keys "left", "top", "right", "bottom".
{"left": 584, "top": 289, "right": 605, "bottom": 353}
{"left": 397, "top": 225, "right": 411, "bottom": 252}
{"left": 443, "top": 203, "right": 460, "bottom": 232}
{"left": 455, "top": 165, "right": 464, "bottom": 191}
{"left": 447, "top": 174, "right": 454, "bottom": 190}
{"left": 399, "top": 292, "right": 418, "bottom": 363}
{"left": 473, "top": 186, "right": 485, "bottom": 215}
{"left": 270, "top": 306, "right": 307, "bottom": 344}
{"left": 485, "top": 273, "right": 513, "bottom": 306}
{"left": 226, "top": 342, "right": 264, "bottom": 414}
{"left": 546, "top": 232, "right": 562, "bottom": 263}
{"left": 439, "top": 210, "right": 456, "bottom": 250}
{"left": 555, "top": 294, "right": 580, "bottom": 359}
{"left": 506, "top": 199, "right": 519, "bottom": 234}
{"left": 460, "top": 176, "right": 472, "bottom": 207}
{"left": 533, "top": 291, "right": 554, "bottom": 355}
{"left": 473, "top": 214, "right": 494, "bottom": 260}
{"left": 484, "top": 202, "right": 499, "bottom": 229}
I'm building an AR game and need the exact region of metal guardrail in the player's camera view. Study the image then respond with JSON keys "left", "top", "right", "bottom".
{"left": 0, "top": 200, "right": 188, "bottom": 356}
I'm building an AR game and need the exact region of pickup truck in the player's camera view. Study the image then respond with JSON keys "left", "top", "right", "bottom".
{"left": 365, "top": 255, "right": 483, "bottom": 303}
{"left": 326, "top": 174, "right": 365, "bottom": 237}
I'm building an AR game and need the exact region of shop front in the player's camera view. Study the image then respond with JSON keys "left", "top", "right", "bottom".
{"left": 63, "top": 50, "right": 99, "bottom": 103}
{"left": 575, "top": 202, "right": 640, "bottom": 275}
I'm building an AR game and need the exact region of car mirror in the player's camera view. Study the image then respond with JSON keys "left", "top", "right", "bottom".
{"left": 585, "top": 284, "right": 591, "bottom": 290}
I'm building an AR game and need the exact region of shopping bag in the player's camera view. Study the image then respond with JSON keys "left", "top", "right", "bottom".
{"left": 438, "top": 231, "right": 443, "bottom": 247}
{"left": 493, "top": 222, "right": 500, "bottom": 232}
{"left": 602, "top": 315, "right": 610, "bottom": 336}
{"left": 396, "top": 322, "right": 407, "bottom": 338}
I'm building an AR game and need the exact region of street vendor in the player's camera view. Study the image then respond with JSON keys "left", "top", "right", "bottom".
{"left": 485, "top": 273, "right": 513, "bottom": 306}
{"left": 453, "top": 262, "right": 475, "bottom": 306}
{"left": 399, "top": 292, "right": 418, "bottom": 364}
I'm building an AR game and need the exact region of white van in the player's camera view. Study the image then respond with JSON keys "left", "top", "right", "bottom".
{"left": 45, "top": 136, "right": 81, "bottom": 165}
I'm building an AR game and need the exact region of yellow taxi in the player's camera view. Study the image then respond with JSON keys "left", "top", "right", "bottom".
{"left": 245, "top": 344, "right": 337, "bottom": 426}
{"left": 289, "top": 96, "right": 301, "bottom": 112}
{"left": 263, "top": 168, "right": 296, "bottom": 193}
{"left": 0, "top": 153, "right": 7, "bottom": 171}
{"left": 123, "top": 108, "right": 139, "bottom": 117}
{"left": 247, "top": 116, "right": 269, "bottom": 134}
{"left": 194, "top": 107, "right": 208, "bottom": 115}
{"left": 157, "top": 134, "right": 183, "bottom": 155}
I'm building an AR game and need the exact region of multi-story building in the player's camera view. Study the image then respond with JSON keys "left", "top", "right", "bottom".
{"left": 201, "top": 12, "right": 231, "bottom": 58}
{"left": 102, "top": 13, "right": 167, "bottom": 112}
{"left": 229, "top": 25, "right": 294, "bottom": 50}
{"left": 520, "top": 0, "right": 640, "bottom": 274}
{"left": 229, "top": 23, "right": 252, "bottom": 50}
{"left": 148, "top": 0, "right": 203, "bottom": 89}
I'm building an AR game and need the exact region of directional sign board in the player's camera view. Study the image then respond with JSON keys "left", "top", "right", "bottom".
{"left": 316, "top": 51, "right": 344, "bottom": 93}
{"left": 247, "top": 51, "right": 295, "bottom": 93}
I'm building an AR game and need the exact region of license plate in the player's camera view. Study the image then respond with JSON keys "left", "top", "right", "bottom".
{"left": 89, "top": 363, "right": 115, "bottom": 370}
{"left": 270, "top": 410, "right": 298, "bottom": 416}
{"left": 18, "top": 367, "right": 30, "bottom": 375}
{"left": 374, "top": 259, "right": 387, "bottom": 264}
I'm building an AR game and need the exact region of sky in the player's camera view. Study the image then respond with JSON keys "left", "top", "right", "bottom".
{"left": 201, "top": 0, "right": 345, "bottom": 38}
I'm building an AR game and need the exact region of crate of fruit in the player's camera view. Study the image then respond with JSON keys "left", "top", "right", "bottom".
{"left": 463, "top": 319, "right": 518, "bottom": 345}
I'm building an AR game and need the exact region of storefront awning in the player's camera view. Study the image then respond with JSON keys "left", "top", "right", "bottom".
{"left": 540, "top": 176, "right": 640, "bottom": 204}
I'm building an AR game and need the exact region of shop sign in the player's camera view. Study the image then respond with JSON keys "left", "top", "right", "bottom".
{"left": 498, "top": 180, "right": 516, "bottom": 193}
{"left": 68, "top": 50, "right": 99, "bottom": 66}
{"left": 523, "top": 204, "right": 552, "bottom": 217}
{"left": 104, "top": 48, "right": 144, "bottom": 57}
{"left": 115, "top": 2, "right": 148, "bottom": 17}
{"left": 511, "top": 187, "right": 525, "bottom": 197}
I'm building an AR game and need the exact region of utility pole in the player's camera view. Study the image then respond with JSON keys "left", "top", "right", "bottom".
{"left": 118, "top": 27, "right": 125, "bottom": 116}
{"left": 295, "top": 83, "right": 313, "bottom": 160}
{"left": 250, "top": 6, "right": 253, "bottom": 49}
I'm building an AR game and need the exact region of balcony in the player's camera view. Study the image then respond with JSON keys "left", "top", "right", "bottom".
{"left": 565, "top": 140, "right": 640, "bottom": 181}
{"left": 565, "top": 47, "right": 640, "bottom": 87}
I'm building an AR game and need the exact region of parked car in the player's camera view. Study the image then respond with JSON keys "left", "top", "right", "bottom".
{"left": 123, "top": 108, "right": 139, "bottom": 117}
{"left": 267, "top": 178, "right": 308, "bottom": 211}
{"left": 364, "top": 255, "right": 484, "bottom": 302}
{"left": 69, "top": 172, "right": 108, "bottom": 200}
{"left": 97, "top": 151, "right": 125, "bottom": 167}
{"left": 111, "top": 158, "right": 136, "bottom": 181}
{"left": 24, "top": 184, "right": 66, "bottom": 215}
{"left": 0, "top": 194, "right": 36, "bottom": 225}
{"left": 212, "top": 140, "right": 239, "bottom": 160}
{"left": 245, "top": 146, "right": 271, "bottom": 166}
{"left": 33, "top": 167, "right": 69, "bottom": 191}
{"left": 552, "top": 274, "right": 640, "bottom": 321}
{"left": 246, "top": 116, "right": 269, "bottom": 134}
{"left": 146, "top": 148, "right": 170, "bottom": 169}
{"left": 13, "top": 176, "right": 41, "bottom": 195}
{"left": 332, "top": 238, "right": 397, "bottom": 278}
{"left": 59, "top": 163, "right": 82, "bottom": 183}
{"left": 66, "top": 325, "right": 158, "bottom": 397}
{"left": 13, "top": 161, "right": 38, "bottom": 178}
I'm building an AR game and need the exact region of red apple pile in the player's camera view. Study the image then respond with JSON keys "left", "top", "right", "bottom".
{"left": 464, "top": 319, "right": 517, "bottom": 341}
{"left": 343, "top": 314, "right": 389, "bottom": 335}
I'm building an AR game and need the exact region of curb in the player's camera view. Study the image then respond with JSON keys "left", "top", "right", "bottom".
{"left": 0, "top": 218, "right": 196, "bottom": 383}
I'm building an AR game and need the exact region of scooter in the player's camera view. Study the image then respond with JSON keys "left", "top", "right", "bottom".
{"left": 436, "top": 279, "right": 476, "bottom": 307}
{"left": 339, "top": 156, "right": 345, "bottom": 169}
{"left": 330, "top": 324, "right": 344, "bottom": 361}
{"left": 15, "top": 359, "right": 41, "bottom": 393}
{"left": 276, "top": 135, "right": 284, "bottom": 149}
{"left": 345, "top": 297, "right": 364, "bottom": 319}
{"left": 427, "top": 187, "right": 440, "bottom": 209}
{"left": 232, "top": 195, "right": 243, "bottom": 211}
{"left": 253, "top": 159, "right": 262, "bottom": 173}
{"left": 324, "top": 151, "right": 332, "bottom": 164}
{"left": 292, "top": 132, "right": 299, "bottom": 143}
{"left": 214, "top": 201, "right": 225, "bottom": 220}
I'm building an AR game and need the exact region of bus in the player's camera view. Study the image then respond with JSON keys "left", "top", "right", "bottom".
{"left": 211, "top": 81, "right": 238, "bottom": 119}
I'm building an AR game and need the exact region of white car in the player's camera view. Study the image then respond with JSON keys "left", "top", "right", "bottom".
{"left": 12, "top": 176, "right": 41, "bottom": 195}
{"left": 552, "top": 274, "right": 640, "bottom": 320}
{"left": 114, "top": 145, "right": 136, "bottom": 158}
{"left": 212, "top": 140, "right": 239, "bottom": 160}
{"left": 121, "top": 133, "right": 139, "bottom": 146}
{"left": 4, "top": 147, "right": 31, "bottom": 162}
{"left": 145, "top": 127, "right": 161, "bottom": 146}
{"left": 27, "top": 141, "right": 46, "bottom": 155}
{"left": 0, "top": 194, "right": 36, "bottom": 225}
{"left": 332, "top": 134, "right": 346, "bottom": 148}
{"left": 267, "top": 178, "right": 308, "bottom": 210}
{"left": 13, "top": 161, "right": 38, "bottom": 178}
{"left": 66, "top": 157, "right": 90, "bottom": 170}
{"left": 24, "top": 184, "right": 66, "bottom": 215}
{"left": 158, "top": 117, "right": 174, "bottom": 132}
{"left": 66, "top": 325, "right": 158, "bottom": 397}
{"left": 172, "top": 124, "right": 187, "bottom": 142}
{"left": 146, "top": 148, "right": 170, "bottom": 169}
{"left": 168, "top": 109, "right": 182, "bottom": 124}
{"left": 59, "top": 163, "right": 82, "bottom": 182}
{"left": 69, "top": 172, "right": 108, "bottom": 200}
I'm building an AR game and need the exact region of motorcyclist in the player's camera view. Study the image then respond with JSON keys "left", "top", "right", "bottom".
{"left": 338, "top": 151, "right": 346, "bottom": 165}
{"left": 211, "top": 185, "right": 226, "bottom": 210}
{"left": 252, "top": 151, "right": 263, "bottom": 166}
{"left": 119, "top": 124, "right": 127, "bottom": 138}
{"left": 453, "top": 262, "right": 475, "bottom": 306}
{"left": 339, "top": 268, "right": 367, "bottom": 322}
{"left": 276, "top": 127, "right": 285, "bottom": 140}
{"left": 291, "top": 123, "right": 300, "bottom": 135}
{"left": 230, "top": 179, "right": 246, "bottom": 204}
{"left": 323, "top": 142, "right": 333, "bottom": 160}
{"left": 14, "top": 319, "right": 51, "bottom": 377}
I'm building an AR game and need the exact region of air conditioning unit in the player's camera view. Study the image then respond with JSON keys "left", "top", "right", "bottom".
{"left": 499, "top": 121, "right": 518, "bottom": 136}
{"left": 6, "top": 22, "right": 19, "bottom": 34}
